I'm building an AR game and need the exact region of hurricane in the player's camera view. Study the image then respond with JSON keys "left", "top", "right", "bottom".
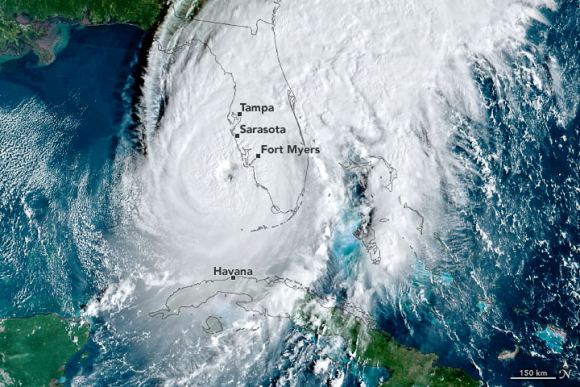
{"left": 1, "top": 0, "right": 577, "bottom": 385}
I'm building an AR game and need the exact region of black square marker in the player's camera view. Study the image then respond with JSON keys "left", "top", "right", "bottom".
{"left": 231, "top": 275, "right": 236, "bottom": 280}
{"left": 237, "top": 112, "right": 242, "bottom": 116}
{"left": 235, "top": 133, "right": 240, "bottom": 138}
{"left": 256, "top": 154, "right": 261, "bottom": 158}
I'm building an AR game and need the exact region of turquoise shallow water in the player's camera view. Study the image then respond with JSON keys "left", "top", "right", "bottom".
{"left": 0, "top": 2, "right": 578, "bottom": 385}
{"left": 373, "top": 2, "right": 579, "bottom": 385}
{"left": 536, "top": 326, "right": 566, "bottom": 354}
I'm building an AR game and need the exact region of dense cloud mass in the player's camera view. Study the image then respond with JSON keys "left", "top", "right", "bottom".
{"left": 77, "top": 0, "right": 578, "bottom": 384}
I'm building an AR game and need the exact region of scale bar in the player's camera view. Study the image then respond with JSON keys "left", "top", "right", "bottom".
{"left": 510, "top": 377, "right": 557, "bottom": 380}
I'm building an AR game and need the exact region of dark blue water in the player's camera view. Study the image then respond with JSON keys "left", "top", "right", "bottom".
{"left": 374, "top": 1, "right": 579, "bottom": 385}
{"left": 0, "top": 3, "right": 578, "bottom": 386}
{"left": 0, "top": 24, "right": 143, "bottom": 317}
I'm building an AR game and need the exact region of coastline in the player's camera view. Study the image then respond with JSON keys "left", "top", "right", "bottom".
{"left": 0, "top": 314, "right": 90, "bottom": 386}
{"left": 0, "top": 0, "right": 167, "bottom": 66}
{"left": 0, "top": 21, "right": 148, "bottom": 383}
{"left": 1, "top": 19, "right": 134, "bottom": 66}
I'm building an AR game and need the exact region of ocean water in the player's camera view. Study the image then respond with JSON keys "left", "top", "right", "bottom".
{"left": 0, "top": 24, "right": 143, "bottom": 317}
{"left": 373, "top": 2, "right": 579, "bottom": 385}
{"left": 0, "top": 1, "right": 578, "bottom": 386}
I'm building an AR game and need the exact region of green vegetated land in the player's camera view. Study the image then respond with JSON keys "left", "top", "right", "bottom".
{"left": 362, "top": 329, "right": 480, "bottom": 386}
{"left": 0, "top": 0, "right": 162, "bottom": 53}
{"left": 0, "top": 12, "right": 35, "bottom": 48}
{"left": 296, "top": 300, "right": 480, "bottom": 386}
{"left": 0, "top": 314, "right": 89, "bottom": 386}
{"left": 2, "top": 0, "right": 162, "bottom": 27}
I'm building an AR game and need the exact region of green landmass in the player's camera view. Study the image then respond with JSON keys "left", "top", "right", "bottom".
{"left": 362, "top": 329, "right": 479, "bottom": 386}
{"left": 0, "top": 314, "right": 89, "bottom": 386}
{"left": 0, "top": 12, "right": 35, "bottom": 48}
{"left": 1, "top": 0, "right": 162, "bottom": 29}
{"left": 295, "top": 300, "right": 480, "bottom": 386}
{"left": 0, "top": 0, "right": 163, "bottom": 61}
